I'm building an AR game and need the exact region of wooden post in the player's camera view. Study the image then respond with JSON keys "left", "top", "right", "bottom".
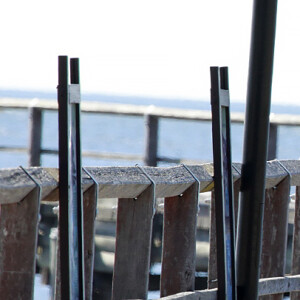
{"left": 28, "top": 107, "right": 43, "bottom": 166}
{"left": 260, "top": 175, "right": 290, "bottom": 300}
{"left": 0, "top": 188, "right": 40, "bottom": 299}
{"left": 112, "top": 185, "right": 155, "bottom": 300}
{"left": 144, "top": 114, "right": 159, "bottom": 166}
{"left": 291, "top": 186, "right": 300, "bottom": 300}
{"left": 160, "top": 183, "right": 199, "bottom": 297}
{"left": 267, "top": 124, "right": 278, "bottom": 161}
{"left": 208, "top": 191, "right": 218, "bottom": 289}
{"left": 83, "top": 185, "right": 97, "bottom": 300}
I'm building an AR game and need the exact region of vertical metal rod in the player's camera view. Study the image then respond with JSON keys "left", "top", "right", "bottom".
{"left": 58, "top": 55, "right": 70, "bottom": 300}
{"left": 70, "top": 57, "right": 85, "bottom": 299}
{"left": 211, "top": 66, "right": 236, "bottom": 300}
{"left": 236, "top": 1, "right": 278, "bottom": 299}
{"left": 58, "top": 56, "right": 85, "bottom": 299}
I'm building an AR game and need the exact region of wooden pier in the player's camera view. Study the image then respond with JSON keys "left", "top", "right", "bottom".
{"left": 1, "top": 97, "right": 300, "bottom": 166}
{"left": 0, "top": 160, "right": 300, "bottom": 299}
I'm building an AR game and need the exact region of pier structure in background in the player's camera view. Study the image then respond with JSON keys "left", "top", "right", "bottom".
{"left": 0, "top": 98, "right": 292, "bottom": 167}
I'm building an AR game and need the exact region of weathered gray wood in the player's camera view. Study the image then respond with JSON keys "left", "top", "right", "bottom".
{"left": 144, "top": 165, "right": 197, "bottom": 197}
{"left": 83, "top": 185, "right": 97, "bottom": 300}
{"left": 291, "top": 186, "right": 300, "bottom": 300}
{"left": 207, "top": 191, "right": 217, "bottom": 289}
{"left": 260, "top": 176, "right": 290, "bottom": 300}
{"left": 2, "top": 162, "right": 300, "bottom": 204}
{"left": 85, "top": 166, "right": 151, "bottom": 199}
{"left": 276, "top": 160, "right": 300, "bottom": 186}
{"left": 264, "top": 160, "right": 289, "bottom": 189}
{"left": 112, "top": 185, "right": 155, "bottom": 300}
{"left": 160, "top": 183, "right": 199, "bottom": 297}
{"left": 259, "top": 275, "right": 300, "bottom": 296}
{"left": 28, "top": 107, "right": 43, "bottom": 166}
{"left": 2, "top": 162, "right": 300, "bottom": 203}
{"left": 0, "top": 168, "right": 36, "bottom": 204}
{"left": 0, "top": 187, "right": 40, "bottom": 299}
{"left": 158, "top": 289, "right": 218, "bottom": 300}
{"left": 144, "top": 114, "right": 159, "bottom": 166}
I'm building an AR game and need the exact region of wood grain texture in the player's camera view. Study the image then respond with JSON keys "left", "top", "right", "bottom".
{"left": 1, "top": 162, "right": 300, "bottom": 203}
{"left": 160, "top": 183, "right": 199, "bottom": 297}
{"left": 291, "top": 186, "right": 300, "bottom": 300}
{"left": 260, "top": 176, "right": 290, "bottom": 300}
{"left": 83, "top": 185, "right": 97, "bottom": 300}
{"left": 0, "top": 188, "right": 40, "bottom": 299}
{"left": 112, "top": 185, "right": 155, "bottom": 300}
{"left": 207, "top": 191, "right": 217, "bottom": 289}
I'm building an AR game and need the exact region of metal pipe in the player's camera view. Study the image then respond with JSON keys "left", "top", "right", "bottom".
{"left": 236, "top": 1, "right": 278, "bottom": 300}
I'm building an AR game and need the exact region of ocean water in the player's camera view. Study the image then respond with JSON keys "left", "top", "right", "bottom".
{"left": 1, "top": 90, "right": 300, "bottom": 169}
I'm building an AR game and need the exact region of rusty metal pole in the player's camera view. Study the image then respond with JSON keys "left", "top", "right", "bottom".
{"left": 236, "top": 1, "right": 278, "bottom": 299}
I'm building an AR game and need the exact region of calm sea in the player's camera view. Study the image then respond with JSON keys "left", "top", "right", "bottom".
{"left": 1, "top": 89, "right": 300, "bottom": 169}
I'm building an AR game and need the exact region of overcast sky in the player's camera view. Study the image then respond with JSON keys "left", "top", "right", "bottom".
{"left": 0, "top": 1, "right": 299, "bottom": 105}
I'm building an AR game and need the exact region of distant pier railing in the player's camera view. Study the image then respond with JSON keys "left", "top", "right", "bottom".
{"left": 0, "top": 160, "right": 300, "bottom": 299}
{"left": 1, "top": 97, "right": 300, "bottom": 166}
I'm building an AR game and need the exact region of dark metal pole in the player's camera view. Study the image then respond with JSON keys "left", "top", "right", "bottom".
{"left": 236, "top": 1, "right": 278, "bottom": 300}
{"left": 58, "top": 56, "right": 85, "bottom": 299}
{"left": 211, "top": 67, "right": 236, "bottom": 300}
{"left": 70, "top": 57, "right": 85, "bottom": 299}
{"left": 58, "top": 55, "right": 70, "bottom": 300}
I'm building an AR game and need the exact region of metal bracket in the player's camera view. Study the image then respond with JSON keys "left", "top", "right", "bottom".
{"left": 69, "top": 84, "right": 81, "bottom": 103}
{"left": 83, "top": 167, "right": 99, "bottom": 219}
{"left": 136, "top": 164, "right": 156, "bottom": 214}
{"left": 19, "top": 166, "right": 42, "bottom": 199}
{"left": 276, "top": 160, "right": 292, "bottom": 178}
{"left": 182, "top": 164, "right": 201, "bottom": 212}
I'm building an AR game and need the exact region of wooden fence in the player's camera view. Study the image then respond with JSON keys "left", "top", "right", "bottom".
{"left": 1, "top": 97, "right": 300, "bottom": 166}
{"left": 1, "top": 160, "right": 300, "bottom": 299}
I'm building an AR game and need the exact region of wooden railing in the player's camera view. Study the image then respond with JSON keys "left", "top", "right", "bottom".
{"left": 0, "top": 160, "right": 300, "bottom": 299}
{"left": 2, "top": 97, "right": 300, "bottom": 166}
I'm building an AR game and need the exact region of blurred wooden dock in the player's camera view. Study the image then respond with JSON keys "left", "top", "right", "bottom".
{"left": 0, "top": 160, "right": 300, "bottom": 299}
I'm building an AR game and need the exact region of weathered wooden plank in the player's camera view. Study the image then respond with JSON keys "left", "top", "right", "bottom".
{"left": 158, "top": 289, "right": 218, "bottom": 300}
{"left": 277, "top": 160, "right": 300, "bottom": 186}
{"left": 264, "top": 160, "right": 288, "bottom": 189}
{"left": 160, "top": 183, "right": 199, "bottom": 297}
{"left": 207, "top": 191, "right": 217, "bottom": 289}
{"left": 0, "top": 187, "right": 40, "bottom": 299}
{"left": 157, "top": 275, "right": 300, "bottom": 300}
{"left": 85, "top": 166, "right": 150, "bottom": 199}
{"left": 112, "top": 185, "right": 155, "bottom": 300}
{"left": 259, "top": 275, "right": 300, "bottom": 295}
{"left": 260, "top": 176, "right": 290, "bottom": 300}
{"left": 0, "top": 168, "right": 35, "bottom": 204}
{"left": 24, "top": 167, "right": 58, "bottom": 200}
{"left": 291, "top": 186, "right": 300, "bottom": 300}
{"left": 83, "top": 185, "right": 97, "bottom": 300}
{"left": 184, "top": 164, "right": 215, "bottom": 192}
{"left": 144, "top": 165, "right": 196, "bottom": 197}
{"left": 1, "top": 162, "right": 300, "bottom": 203}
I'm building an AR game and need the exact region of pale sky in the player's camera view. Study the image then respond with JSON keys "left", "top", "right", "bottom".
{"left": 0, "top": 1, "right": 299, "bottom": 105}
